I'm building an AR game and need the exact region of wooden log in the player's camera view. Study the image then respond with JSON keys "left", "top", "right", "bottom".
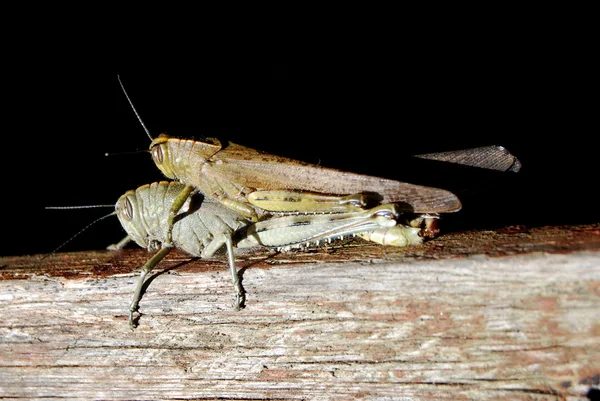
{"left": 1, "top": 224, "right": 599, "bottom": 400}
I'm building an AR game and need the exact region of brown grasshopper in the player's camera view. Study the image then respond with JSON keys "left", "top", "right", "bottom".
{"left": 115, "top": 181, "right": 423, "bottom": 327}
{"left": 118, "top": 77, "right": 462, "bottom": 249}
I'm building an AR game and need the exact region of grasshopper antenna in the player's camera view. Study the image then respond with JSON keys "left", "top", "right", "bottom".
{"left": 118, "top": 75, "right": 153, "bottom": 141}
{"left": 42, "top": 207, "right": 116, "bottom": 260}
{"left": 104, "top": 150, "right": 148, "bottom": 157}
{"left": 46, "top": 205, "right": 114, "bottom": 210}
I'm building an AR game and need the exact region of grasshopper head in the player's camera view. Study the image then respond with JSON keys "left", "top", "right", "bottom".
{"left": 115, "top": 189, "right": 149, "bottom": 249}
{"left": 149, "top": 134, "right": 222, "bottom": 180}
{"left": 149, "top": 134, "right": 177, "bottom": 179}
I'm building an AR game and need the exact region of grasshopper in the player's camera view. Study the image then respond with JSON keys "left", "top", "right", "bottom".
{"left": 115, "top": 181, "right": 423, "bottom": 327}
{"left": 117, "top": 77, "right": 462, "bottom": 246}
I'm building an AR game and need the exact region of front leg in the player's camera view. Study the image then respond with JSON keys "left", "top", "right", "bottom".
{"left": 129, "top": 246, "right": 172, "bottom": 328}
{"left": 165, "top": 185, "right": 197, "bottom": 246}
{"left": 107, "top": 235, "right": 132, "bottom": 250}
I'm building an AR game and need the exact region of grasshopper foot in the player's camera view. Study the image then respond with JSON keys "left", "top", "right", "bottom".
{"left": 234, "top": 291, "right": 246, "bottom": 311}
{"left": 129, "top": 306, "right": 141, "bottom": 329}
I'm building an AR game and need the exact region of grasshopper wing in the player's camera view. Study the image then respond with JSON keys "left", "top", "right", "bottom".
{"left": 202, "top": 142, "right": 462, "bottom": 213}
{"left": 414, "top": 145, "right": 521, "bottom": 173}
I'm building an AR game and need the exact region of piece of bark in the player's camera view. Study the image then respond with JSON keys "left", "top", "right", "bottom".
{"left": 1, "top": 224, "right": 599, "bottom": 400}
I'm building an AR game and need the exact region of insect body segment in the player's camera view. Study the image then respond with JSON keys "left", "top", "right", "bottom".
{"left": 236, "top": 204, "right": 422, "bottom": 249}
{"left": 357, "top": 226, "right": 422, "bottom": 247}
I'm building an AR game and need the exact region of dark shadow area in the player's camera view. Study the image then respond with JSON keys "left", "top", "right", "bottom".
{"left": 4, "top": 39, "right": 594, "bottom": 256}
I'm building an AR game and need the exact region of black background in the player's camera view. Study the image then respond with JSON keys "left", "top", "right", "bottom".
{"left": 2, "top": 23, "right": 595, "bottom": 257}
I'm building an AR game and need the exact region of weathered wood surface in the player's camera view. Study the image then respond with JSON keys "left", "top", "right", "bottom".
{"left": 1, "top": 224, "right": 599, "bottom": 400}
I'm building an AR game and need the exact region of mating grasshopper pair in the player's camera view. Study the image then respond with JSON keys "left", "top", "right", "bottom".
{"left": 115, "top": 77, "right": 519, "bottom": 327}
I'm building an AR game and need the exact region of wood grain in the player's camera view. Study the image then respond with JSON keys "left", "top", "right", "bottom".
{"left": 1, "top": 224, "right": 599, "bottom": 400}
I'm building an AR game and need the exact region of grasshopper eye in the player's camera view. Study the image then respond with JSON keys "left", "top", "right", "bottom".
{"left": 151, "top": 145, "right": 164, "bottom": 165}
{"left": 375, "top": 210, "right": 397, "bottom": 220}
{"left": 374, "top": 210, "right": 395, "bottom": 220}
{"left": 120, "top": 197, "right": 134, "bottom": 221}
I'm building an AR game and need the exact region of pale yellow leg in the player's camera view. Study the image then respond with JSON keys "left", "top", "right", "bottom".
{"left": 248, "top": 190, "right": 371, "bottom": 213}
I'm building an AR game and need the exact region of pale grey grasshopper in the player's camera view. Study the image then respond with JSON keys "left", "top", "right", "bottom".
{"left": 117, "top": 77, "right": 462, "bottom": 247}
{"left": 115, "top": 181, "right": 423, "bottom": 327}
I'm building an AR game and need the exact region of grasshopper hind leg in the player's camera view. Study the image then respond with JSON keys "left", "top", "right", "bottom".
{"left": 248, "top": 190, "right": 377, "bottom": 213}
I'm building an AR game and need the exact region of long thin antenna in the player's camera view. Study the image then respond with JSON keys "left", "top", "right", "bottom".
{"left": 117, "top": 75, "right": 153, "bottom": 141}
{"left": 105, "top": 149, "right": 148, "bottom": 157}
{"left": 42, "top": 210, "right": 117, "bottom": 259}
{"left": 46, "top": 205, "right": 114, "bottom": 210}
